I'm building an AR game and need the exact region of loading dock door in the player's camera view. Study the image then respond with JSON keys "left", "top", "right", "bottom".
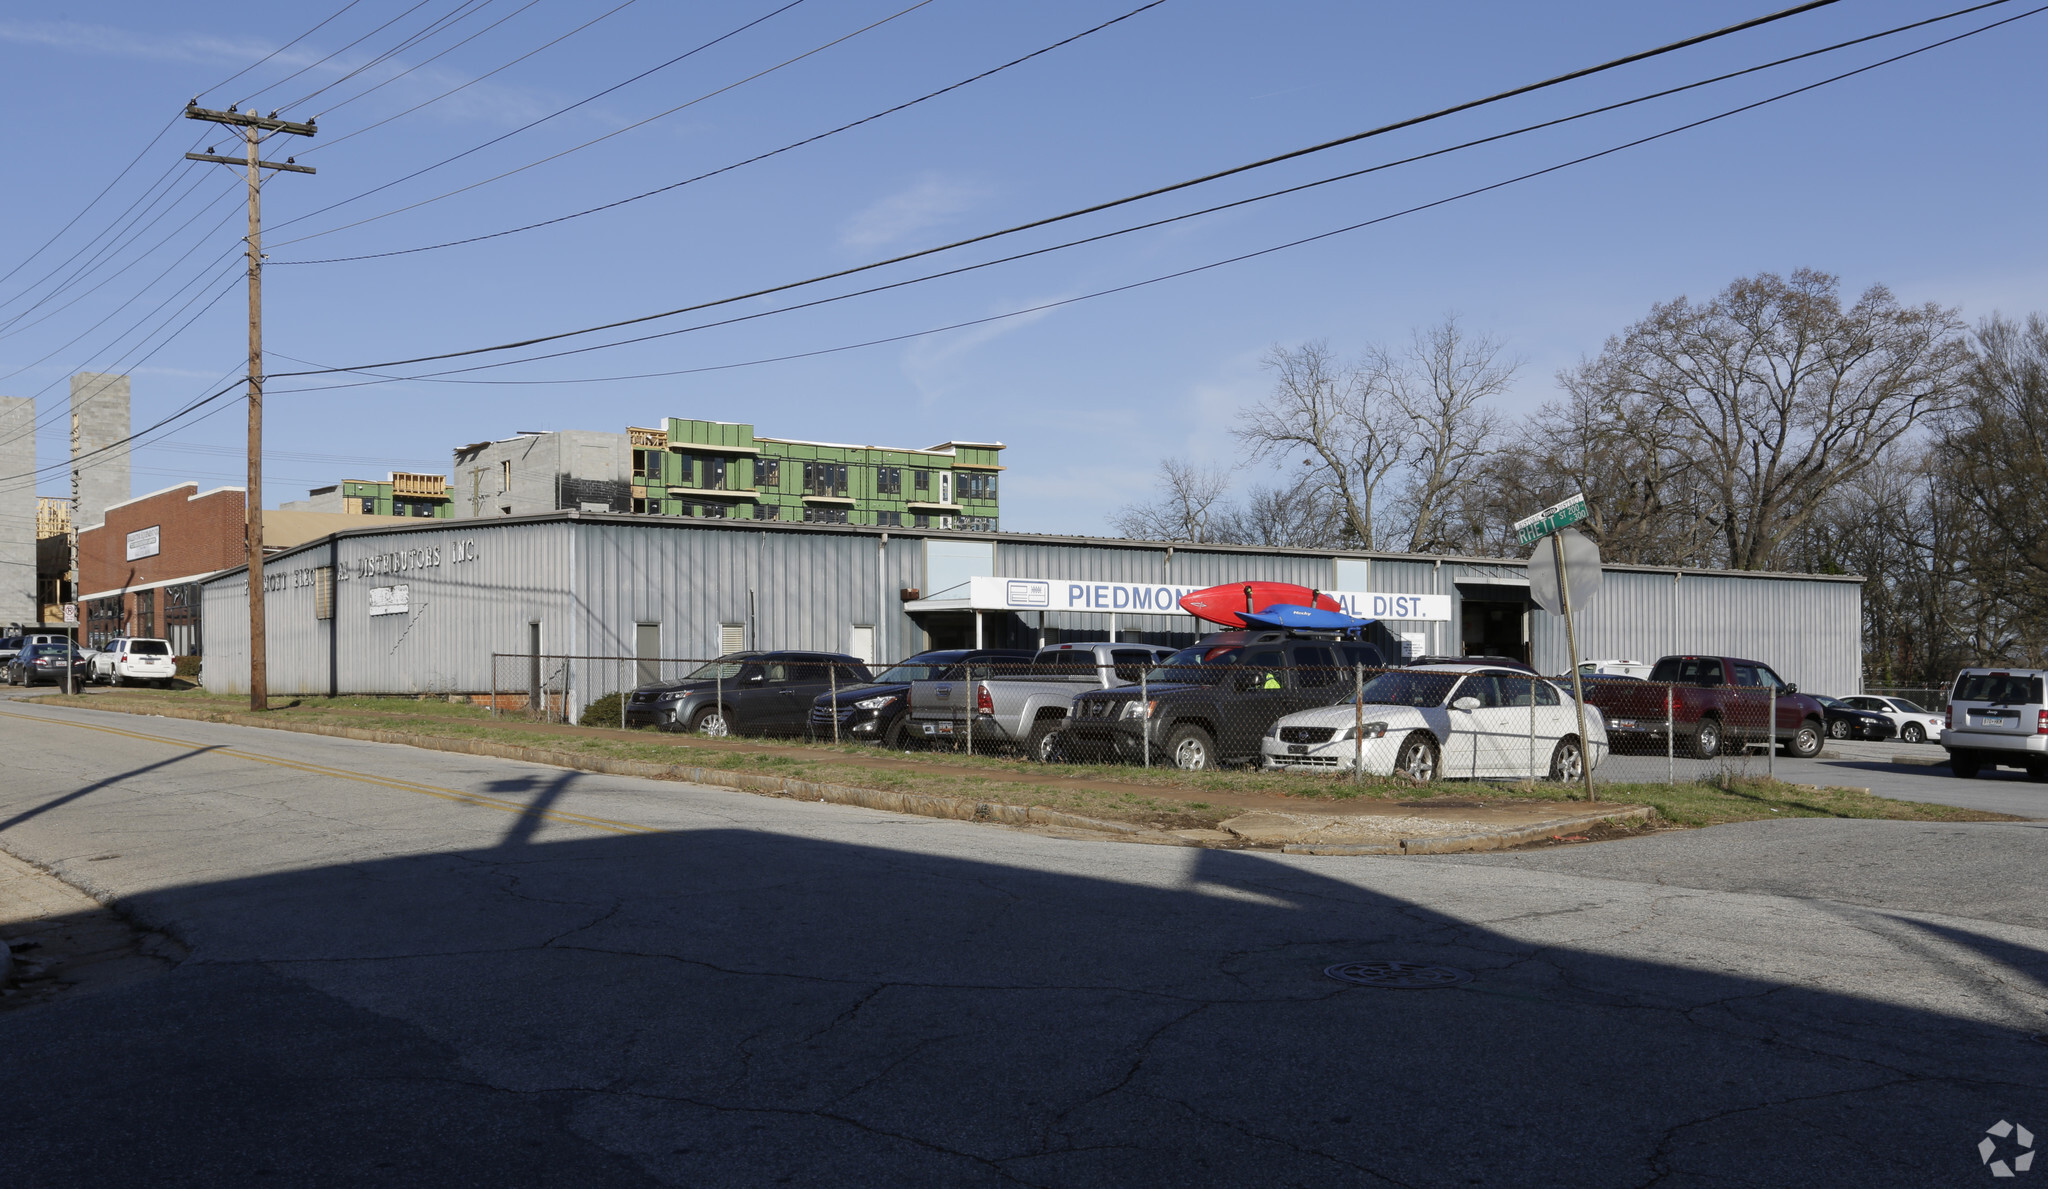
{"left": 1458, "top": 595, "right": 1529, "bottom": 664}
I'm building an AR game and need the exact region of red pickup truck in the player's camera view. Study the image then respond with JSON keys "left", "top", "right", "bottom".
{"left": 1579, "top": 655, "right": 1826, "bottom": 759}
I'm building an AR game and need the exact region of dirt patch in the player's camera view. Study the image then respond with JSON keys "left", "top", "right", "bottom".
{"left": 0, "top": 848, "right": 184, "bottom": 1013}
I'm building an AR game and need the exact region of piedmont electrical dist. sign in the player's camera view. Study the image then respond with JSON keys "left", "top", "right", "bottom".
{"left": 960, "top": 576, "right": 1451, "bottom": 622}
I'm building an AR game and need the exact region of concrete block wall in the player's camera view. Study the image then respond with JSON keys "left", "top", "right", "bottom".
{"left": 0, "top": 396, "right": 33, "bottom": 625}
{"left": 70, "top": 373, "right": 130, "bottom": 530}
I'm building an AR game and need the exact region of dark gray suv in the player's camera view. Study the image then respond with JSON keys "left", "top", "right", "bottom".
{"left": 624, "top": 651, "right": 872, "bottom": 737}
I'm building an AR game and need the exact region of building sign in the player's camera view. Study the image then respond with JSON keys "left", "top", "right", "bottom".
{"left": 125, "top": 525, "right": 160, "bottom": 561}
{"left": 961, "top": 576, "right": 1451, "bottom": 622}
{"left": 369, "top": 584, "right": 410, "bottom": 616}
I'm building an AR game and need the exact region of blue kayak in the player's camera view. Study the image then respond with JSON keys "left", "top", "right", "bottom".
{"left": 1236, "top": 603, "right": 1377, "bottom": 632}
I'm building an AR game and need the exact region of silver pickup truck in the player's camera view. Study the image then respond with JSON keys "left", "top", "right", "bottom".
{"left": 907, "top": 641, "right": 1176, "bottom": 760}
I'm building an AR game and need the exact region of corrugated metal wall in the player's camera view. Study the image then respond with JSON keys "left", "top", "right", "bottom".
{"left": 200, "top": 516, "right": 1866, "bottom": 715}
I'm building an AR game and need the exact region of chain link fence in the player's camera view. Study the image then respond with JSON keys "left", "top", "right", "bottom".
{"left": 485, "top": 650, "right": 1830, "bottom": 788}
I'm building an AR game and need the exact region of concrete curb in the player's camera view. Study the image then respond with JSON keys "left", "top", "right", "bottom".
{"left": 46, "top": 697, "right": 1651, "bottom": 855}
{"left": 1281, "top": 806, "right": 1658, "bottom": 856}
{"left": 41, "top": 699, "right": 1156, "bottom": 841}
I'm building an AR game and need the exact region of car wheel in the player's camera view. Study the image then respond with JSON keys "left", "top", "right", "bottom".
{"left": 1828, "top": 718, "right": 1850, "bottom": 740}
{"left": 1690, "top": 717, "right": 1722, "bottom": 760}
{"left": 1901, "top": 723, "right": 1925, "bottom": 745}
{"left": 882, "top": 713, "right": 917, "bottom": 751}
{"left": 1023, "top": 720, "right": 1065, "bottom": 764}
{"left": 1548, "top": 737, "right": 1584, "bottom": 782}
{"left": 689, "top": 706, "right": 731, "bottom": 737}
{"left": 110, "top": 670, "right": 123, "bottom": 687}
{"left": 1164, "top": 724, "right": 1216, "bottom": 771}
{"left": 1784, "top": 719, "right": 1823, "bottom": 759}
{"left": 1950, "top": 752, "right": 1980, "bottom": 779}
{"left": 1396, "top": 732, "right": 1440, "bottom": 783}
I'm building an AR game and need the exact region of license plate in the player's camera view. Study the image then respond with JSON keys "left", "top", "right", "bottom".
{"left": 1609, "top": 719, "right": 1638, "bottom": 730}
{"left": 936, "top": 723, "right": 954, "bottom": 735}
{"left": 1287, "top": 744, "right": 1308, "bottom": 755}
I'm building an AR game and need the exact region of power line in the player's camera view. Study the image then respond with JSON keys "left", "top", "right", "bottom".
{"left": 297, "top": 0, "right": 644, "bottom": 156}
{"left": 272, "top": 0, "right": 941, "bottom": 248}
{"left": 0, "top": 147, "right": 219, "bottom": 323}
{"left": 264, "top": 1, "right": 2046, "bottom": 395}
{"left": 276, "top": 0, "right": 815, "bottom": 230}
{"left": 260, "top": 0, "right": 1859, "bottom": 381}
{"left": 308, "top": 0, "right": 548, "bottom": 120}
{"left": 277, "top": 0, "right": 502, "bottom": 113}
{"left": 202, "top": 0, "right": 369, "bottom": 99}
{"left": 275, "top": 0, "right": 1170, "bottom": 265}
{"left": 234, "top": 0, "right": 443, "bottom": 110}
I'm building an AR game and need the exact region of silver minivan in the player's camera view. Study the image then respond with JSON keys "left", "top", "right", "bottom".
{"left": 1940, "top": 668, "right": 2048, "bottom": 780}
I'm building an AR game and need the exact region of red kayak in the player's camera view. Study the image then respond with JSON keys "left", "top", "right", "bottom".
{"left": 1178, "top": 582, "right": 1343, "bottom": 628}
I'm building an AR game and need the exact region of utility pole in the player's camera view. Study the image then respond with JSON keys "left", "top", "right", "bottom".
{"left": 183, "top": 102, "right": 315, "bottom": 712}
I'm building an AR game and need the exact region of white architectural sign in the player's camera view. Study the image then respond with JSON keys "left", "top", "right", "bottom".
{"left": 369, "top": 584, "right": 410, "bottom": 616}
{"left": 962, "top": 576, "right": 1450, "bottom": 622}
{"left": 125, "top": 525, "right": 160, "bottom": 561}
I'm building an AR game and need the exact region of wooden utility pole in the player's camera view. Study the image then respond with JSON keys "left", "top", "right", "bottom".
{"left": 183, "top": 103, "right": 315, "bottom": 711}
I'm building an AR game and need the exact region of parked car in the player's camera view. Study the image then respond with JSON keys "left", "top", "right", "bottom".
{"left": 1060, "top": 632, "right": 1387, "bottom": 770}
{"left": 90, "top": 637, "right": 178, "bottom": 688}
{"left": 1405, "top": 654, "right": 1534, "bottom": 673}
{"left": 1577, "top": 659, "right": 1653, "bottom": 679}
{"left": 1838, "top": 694, "right": 1945, "bottom": 745}
{"left": 5, "top": 641, "right": 90, "bottom": 687}
{"left": 1940, "top": 668, "right": 2048, "bottom": 780}
{"left": 808, "top": 648, "right": 1034, "bottom": 745}
{"left": 1259, "top": 664, "right": 1607, "bottom": 782}
{"left": 1809, "top": 695, "right": 1898, "bottom": 742}
{"left": 0, "top": 636, "right": 23, "bottom": 665}
{"left": 622, "top": 651, "right": 872, "bottom": 736}
{"left": 1579, "top": 655, "right": 1826, "bottom": 759}
{"left": 908, "top": 642, "right": 1176, "bottom": 759}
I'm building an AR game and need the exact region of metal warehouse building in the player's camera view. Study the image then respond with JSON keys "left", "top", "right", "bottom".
{"left": 198, "top": 512, "right": 1864, "bottom": 718}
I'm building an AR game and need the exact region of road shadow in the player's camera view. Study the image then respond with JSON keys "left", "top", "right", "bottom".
{"left": 0, "top": 828, "right": 2043, "bottom": 1187}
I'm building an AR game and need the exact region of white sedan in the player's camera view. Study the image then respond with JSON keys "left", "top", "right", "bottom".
{"left": 1260, "top": 663, "right": 1608, "bottom": 783}
{"left": 1838, "top": 695, "right": 1946, "bottom": 745}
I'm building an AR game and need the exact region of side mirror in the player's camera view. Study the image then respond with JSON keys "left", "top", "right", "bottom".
{"left": 1451, "top": 696, "right": 1481, "bottom": 712}
{"left": 1783, "top": 684, "right": 1798, "bottom": 696}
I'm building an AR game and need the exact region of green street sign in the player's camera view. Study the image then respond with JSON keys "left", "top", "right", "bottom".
{"left": 1513, "top": 493, "right": 1589, "bottom": 546}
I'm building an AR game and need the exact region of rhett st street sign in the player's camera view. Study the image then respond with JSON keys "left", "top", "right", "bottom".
{"left": 1513, "top": 493, "right": 1590, "bottom": 546}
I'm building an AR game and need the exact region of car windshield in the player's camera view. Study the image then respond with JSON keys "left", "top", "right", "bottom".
{"left": 1889, "top": 698, "right": 1927, "bottom": 713}
{"left": 871, "top": 661, "right": 951, "bottom": 683}
{"left": 1029, "top": 650, "right": 1103, "bottom": 675}
{"left": 1954, "top": 673, "right": 2044, "bottom": 705}
{"left": 128, "top": 640, "right": 171, "bottom": 655}
{"left": 1143, "top": 645, "right": 1248, "bottom": 685}
{"left": 1812, "top": 696, "right": 1842, "bottom": 708}
{"left": 681, "top": 659, "right": 749, "bottom": 681}
{"left": 1358, "top": 671, "right": 1462, "bottom": 708}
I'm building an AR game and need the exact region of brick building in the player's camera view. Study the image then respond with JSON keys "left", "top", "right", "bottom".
{"left": 77, "top": 483, "right": 416, "bottom": 652}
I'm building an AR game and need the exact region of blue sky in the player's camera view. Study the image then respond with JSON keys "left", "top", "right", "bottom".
{"left": 1, "top": 0, "right": 2043, "bottom": 531}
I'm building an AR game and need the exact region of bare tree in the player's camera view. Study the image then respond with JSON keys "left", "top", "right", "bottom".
{"left": 1216, "top": 484, "right": 1347, "bottom": 548}
{"left": 1938, "top": 313, "right": 2048, "bottom": 658}
{"left": 1108, "top": 458, "right": 1238, "bottom": 543}
{"left": 1234, "top": 340, "right": 1405, "bottom": 549}
{"left": 1366, "top": 317, "right": 1517, "bottom": 554}
{"left": 1571, "top": 270, "right": 1969, "bottom": 571}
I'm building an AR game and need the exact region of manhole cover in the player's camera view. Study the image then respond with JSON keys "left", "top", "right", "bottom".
{"left": 1324, "top": 961, "right": 1473, "bottom": 989}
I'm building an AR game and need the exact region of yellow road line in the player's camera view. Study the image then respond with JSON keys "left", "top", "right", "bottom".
{"left": 0, "top": 706, "right": 661, "bottom": 836}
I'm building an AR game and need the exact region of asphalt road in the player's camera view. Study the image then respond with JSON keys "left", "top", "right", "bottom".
{"left": 0, "top": 695, "right": 2044, "bottom": 1188}
{"left": 1594, "top": 735, "right": 2048, "bottom": 818}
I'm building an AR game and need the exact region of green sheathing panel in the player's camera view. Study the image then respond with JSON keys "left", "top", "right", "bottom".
{"left": 652, "top": 418, "right": 1000, "bottom": 527}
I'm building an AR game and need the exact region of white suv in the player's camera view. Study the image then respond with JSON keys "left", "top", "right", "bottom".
{"left": 92, "top": 637, "right": 177, "bottom": 688}
{"left": 1940, "top": 668, "right": 2048, "bottom": 780}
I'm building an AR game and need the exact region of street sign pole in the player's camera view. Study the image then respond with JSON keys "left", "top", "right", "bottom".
{"left": 1553, "top": 531, "right": 1597, "bottom": 803}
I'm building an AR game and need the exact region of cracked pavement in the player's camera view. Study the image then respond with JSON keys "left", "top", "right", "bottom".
{"left": 0, "top": 696, "right": 2044, "bottom": 1186}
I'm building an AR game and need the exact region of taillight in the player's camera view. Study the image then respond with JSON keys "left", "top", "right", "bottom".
{"left": 1944, "top": 710, "right": 1952, "bottom": 729}
{"left": 976, "top": 684, "right": 994, "bottom": 716}
{"left": 2036, "top": 710, "right": 2047, "bottom": 736}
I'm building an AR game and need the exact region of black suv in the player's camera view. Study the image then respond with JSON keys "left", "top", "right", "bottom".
{"left": 808, "top": 648, "right": 1033, "bottom": 745}
{"left": 624, "top": 651, "right": 872, "bottom": 736}
{"left": 1061, "top": 631, "right": 1385, "bottom": 770}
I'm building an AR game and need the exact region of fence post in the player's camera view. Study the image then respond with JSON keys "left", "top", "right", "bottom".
{"left": 1666, "top": 684, "right": 1674, "bottom": 785}
{"left": 964, "top": 663, "right": 974, "bottom": 757}
{"left": 618, "top": 658, "right": 625, "bottom": 731}
{"left": 830, "top": 663, "right": 840, "bottom": 746}
{"left": 1353, "top": 663, "right": 1365, "bottom": 785}
{"left": 491, "top": 654, "right": 498, "bottom": 720}
{"left": 1527, "top": 674, "right": 1537, "bottom": 782}
{"left": 716, "top": 667, "right": 723, "bottom": 734}
{"left": 1768, "top": 685, "right": 1777, "bottom": 782}
{"left": 1141, "top": 667, "right": 1150, "bottom": 769}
